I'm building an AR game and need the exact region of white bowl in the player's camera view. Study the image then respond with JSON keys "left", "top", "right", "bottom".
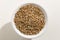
{"left": 11, "top": 3, "right": 47, "bottom": 39}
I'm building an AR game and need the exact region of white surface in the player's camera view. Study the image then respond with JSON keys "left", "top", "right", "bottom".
{"left": 0, "top": 0, "right": 60, "bottom": 40}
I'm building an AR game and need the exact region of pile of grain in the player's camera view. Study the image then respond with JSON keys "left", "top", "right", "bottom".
{"left": 14, "top": 4, "right": 45, "bottom": 35}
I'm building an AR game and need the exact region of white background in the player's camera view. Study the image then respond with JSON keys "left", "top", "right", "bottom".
{"left": 0, "top": 0, "right": 60, "bottom": 40}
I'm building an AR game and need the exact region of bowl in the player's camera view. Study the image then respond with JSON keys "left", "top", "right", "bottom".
{"left": 11, "top": 3, "right": 47, "bottom": 39}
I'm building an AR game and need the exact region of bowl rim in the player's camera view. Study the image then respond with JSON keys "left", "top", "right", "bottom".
{"left": 11, "top": 3, "right": 48, "bottom": 39}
